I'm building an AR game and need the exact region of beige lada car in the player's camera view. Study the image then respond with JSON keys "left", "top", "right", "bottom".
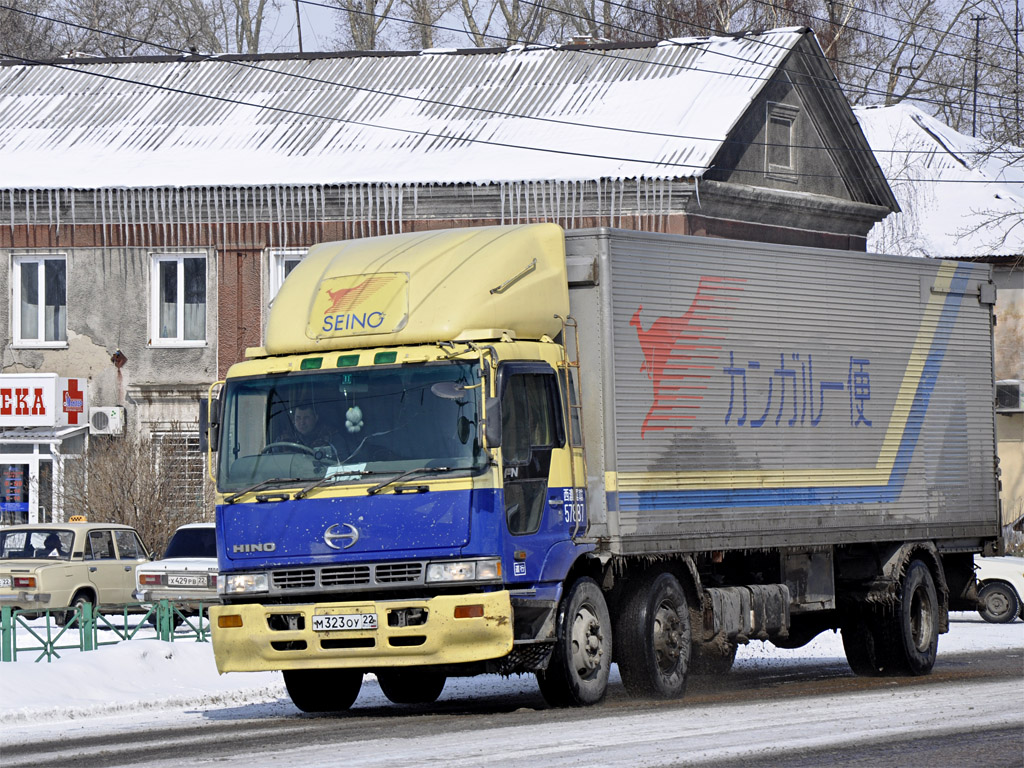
{"left": 0, "top": 522, "right": 152, "bottom": 625}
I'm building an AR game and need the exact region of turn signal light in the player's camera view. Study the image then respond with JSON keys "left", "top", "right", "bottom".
{"left": 218, "top": 614, "right": 244, "bottom": 628}
{"left": 454, "top": 604, "right": 484, "bottom": 619}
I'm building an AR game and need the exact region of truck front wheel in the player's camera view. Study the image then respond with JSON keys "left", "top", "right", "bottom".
{"left": 376, "top": 667, "right": 447, "bottom": 704}
{"left": 283, "top": 668, "right": 363, "bottom": 713}
{"left": 615, "top": 572, "right": 691, "bottom": 698}
{"left": 536, "top": 577, "right": 612, "bottom": 707}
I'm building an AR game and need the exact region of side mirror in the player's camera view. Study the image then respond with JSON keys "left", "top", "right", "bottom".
{"left": 484, "top": 397, "right": 502, "bottom": 448}
{"left": 200, "top": 393, "right": 221, "bottom": 452}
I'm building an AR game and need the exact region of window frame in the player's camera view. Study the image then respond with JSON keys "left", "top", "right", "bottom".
{"left": 149, "top": 252, "right": 208, "bottom": 347}
{"left": 765, "top": 101, "right": 800, "bottom": 182}
{"left": 269, "top": 248, "right": 307, "bottom": 303}
{"left": 11, "top": 253, "right": 68, "bottom": 348}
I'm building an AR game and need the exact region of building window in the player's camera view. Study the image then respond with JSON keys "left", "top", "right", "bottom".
{"left": 12, "top": 255, "right": 67, "bottom": 346}
{"left": 152, "top": 428, "right": 206, "bottom": 515}
{"left": 269, "top": 248, "right": 307, "bottom": 302}
{"left": 766, "top": 102, "right": 799, "bottom": 180}
{"left": 151, "top": 254, "right": 206, "bottom": 345}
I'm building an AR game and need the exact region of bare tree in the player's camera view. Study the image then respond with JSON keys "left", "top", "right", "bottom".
{"left": 0, "top": 0, "right": 66, "bottom": 59}
{"left": 395, "top": 0, "right": 459, "bottom": 48}
{"left": 60, "top": 428, "right": 212, "bottom": 558}
{"left": 0, "top": 0, "right": 279, "bottom": 58}
{"left": 330, "top": 0, "right": 397, "bottom": 50}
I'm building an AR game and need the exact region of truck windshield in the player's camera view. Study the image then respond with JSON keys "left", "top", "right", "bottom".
{"left": 216, "top": 362, "right": 485, "bottom": 492}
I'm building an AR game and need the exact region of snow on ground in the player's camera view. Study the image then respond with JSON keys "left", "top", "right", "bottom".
{"left": 1, "top": 612, "right": 1020, "bottom": 731}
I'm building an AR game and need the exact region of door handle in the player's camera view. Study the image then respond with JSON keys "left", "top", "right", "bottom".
{"left": 89, "top": 566, "right": 97, "bottom": 572}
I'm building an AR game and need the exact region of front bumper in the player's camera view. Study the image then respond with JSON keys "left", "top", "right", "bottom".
{"left": 134, "top": 588, "right": 220, "bottom": 608}
{"left": 209, "top": 590, "right": 513, "bottom": 673}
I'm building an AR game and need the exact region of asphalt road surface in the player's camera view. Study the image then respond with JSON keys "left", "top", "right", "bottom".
{"left": 9, "top": 644, "right": 1023, "bottom": 768}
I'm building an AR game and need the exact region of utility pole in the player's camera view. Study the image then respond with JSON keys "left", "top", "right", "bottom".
{"left": 295, "top": 0, "right": 304, "bottom": 53}
{"left": 972, "top": 14, "right": 984, "bottom": 137}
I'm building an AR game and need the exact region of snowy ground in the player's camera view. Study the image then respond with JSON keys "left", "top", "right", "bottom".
{"left": 1, "top": 612, "right": 1020, "bottom": 733}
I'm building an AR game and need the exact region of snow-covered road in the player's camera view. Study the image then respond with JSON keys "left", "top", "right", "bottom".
{"left": 2, "top": 614, "right": 1021, "bottom": 767}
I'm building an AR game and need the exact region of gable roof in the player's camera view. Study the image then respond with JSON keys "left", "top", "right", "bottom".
{"left": 856, "top": 103, "right": 1024, "bottom": 257}
{"left": 0, "top": 28, "right": 822, "bottom": 190}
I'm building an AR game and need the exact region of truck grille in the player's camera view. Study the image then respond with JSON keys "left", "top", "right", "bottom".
{"left": 269, "top": 561, "right": 424, "bottom": 593}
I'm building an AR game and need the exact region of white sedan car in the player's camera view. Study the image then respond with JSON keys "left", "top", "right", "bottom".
{"left": 974, "top": 555, "right": 1024, "bottom": 623}
{"left": 134, "top": 523, "right": 219, "bottom": 612}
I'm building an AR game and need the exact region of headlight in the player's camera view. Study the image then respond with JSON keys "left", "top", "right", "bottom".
{"left": 221, "top": 572, "right": 269, "bottom": 594}
{"left": 426, "top": 558, "right": 501, "bottom": 583}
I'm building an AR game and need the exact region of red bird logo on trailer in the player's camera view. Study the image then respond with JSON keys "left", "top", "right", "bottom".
{"left": 324, "top": 276, "right": 394, "bottom": 315}
{"left": 630, "top": 276, "right": 745, "bottom": 437}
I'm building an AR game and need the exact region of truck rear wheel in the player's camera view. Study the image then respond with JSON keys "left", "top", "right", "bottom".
{"left": 376, "top": 668, "right": 447, "bottom": 704}
{"left": 842, "top": 559, "right": 939, "bottom": 677}
{"left": 283, "top": 668, "right": 362, "bottom": 713}
{"left": 615, "top": 572, "right": 691, "bottom": 698}
{"left": 536, "top": 577, "right": 611, "bottom": 707}
{"left": 895, "top": 559, "right": 939, "bottom": 675}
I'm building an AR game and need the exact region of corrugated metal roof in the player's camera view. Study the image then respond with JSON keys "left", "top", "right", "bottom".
{"left": 0, "top": 29, "right": 807, "bottom": 190}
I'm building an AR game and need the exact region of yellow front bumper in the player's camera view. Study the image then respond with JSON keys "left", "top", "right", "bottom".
{"left": 209, "top": 591, "right": 513, "bottom": 673}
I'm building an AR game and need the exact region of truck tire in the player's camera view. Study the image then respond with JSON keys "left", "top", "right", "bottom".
{"left": 376, "top": 668, "right": 447, "bottom": 704}
{"left": 977, "top": 582, "right": 1021, "bottom": 624}
{"left": 615, "top": 572, "right": 691, "bottom": 698}
{"left": 283, "top": 668, "right": 363, "bottom": 713}
{"left": 842, "top": 559, "right": 939, "bottom": 677}
{"left": 893, "top": 559, "right": 940, "bottom": 675}
{"left": 536, "top": 577, "right": 612, "bottom": 707}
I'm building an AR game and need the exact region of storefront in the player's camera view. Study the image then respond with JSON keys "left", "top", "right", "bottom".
{"left": 0, "top": 374, "right": 89, "bottom": 525}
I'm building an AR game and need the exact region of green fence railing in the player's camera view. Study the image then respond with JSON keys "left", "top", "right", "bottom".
{"left": 0, "top": 600, "right": 212, "bottom": 662}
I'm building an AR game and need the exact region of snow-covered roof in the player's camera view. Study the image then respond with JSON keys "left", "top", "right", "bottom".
{"left": 0, "top": 29, "right": 809, "bottom": 189}
{"left": 855, "top": 104, "right": 1024, "bottom": 257}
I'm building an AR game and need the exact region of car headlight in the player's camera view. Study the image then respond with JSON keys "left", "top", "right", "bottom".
{"left": 426, "top": 558, "right": 501, "bottom": 583}
{"left": 221, "top": 572, "right": 269, "bottom": 594}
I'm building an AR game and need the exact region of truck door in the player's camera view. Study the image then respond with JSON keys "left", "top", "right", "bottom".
{"left": 499, "top": 363, "right": 572, "bottom": 582}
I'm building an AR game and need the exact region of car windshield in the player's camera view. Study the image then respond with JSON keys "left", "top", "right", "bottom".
{"left": 216, "top": 361, "right": 486, "bottom": 492}
{"left": 0, "top": 529, "right": 74, "bottom": 561}
{"left": 163, "top": 527, "right": 217, "bottom": 559}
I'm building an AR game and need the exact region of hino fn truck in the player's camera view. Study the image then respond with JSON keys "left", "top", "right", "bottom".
{"left": 207, "top": 224, "right": 1001, "bottom": 712}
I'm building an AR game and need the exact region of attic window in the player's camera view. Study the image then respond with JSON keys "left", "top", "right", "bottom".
{"left": 766, "top": 102, "right": 799, "bottom": 181}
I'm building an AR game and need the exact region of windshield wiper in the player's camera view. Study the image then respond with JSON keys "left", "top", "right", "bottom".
{"left": 294, "top": 469, "right": 376, "bottom": 500}
{"left": 224, "top": 477, "right": 301, "bottom": 505}
{"left": 366, "top": 466, "right": 457, "bottom": 496}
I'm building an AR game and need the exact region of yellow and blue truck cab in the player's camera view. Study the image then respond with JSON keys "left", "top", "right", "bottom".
{"left": 209, "top": 224, "right": 1000, "bottom": 713}
{"left": 209, "top": 225, "right": 590, "bottom": 708}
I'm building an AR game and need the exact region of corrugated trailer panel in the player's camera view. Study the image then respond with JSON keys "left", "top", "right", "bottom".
{"left": 566, "top": 229, "right": 999, "bottom": 555}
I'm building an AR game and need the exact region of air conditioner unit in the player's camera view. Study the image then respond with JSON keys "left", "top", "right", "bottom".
{"left": 995, "top": 380, "right": 1023, "bottom": 414}
{"left": 89, "top": 406, "right": 125, "bottom": 435}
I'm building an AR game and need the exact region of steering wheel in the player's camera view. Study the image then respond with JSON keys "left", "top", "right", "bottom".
{"left": 260, "top": 441, "right": 316, "bottom": 456}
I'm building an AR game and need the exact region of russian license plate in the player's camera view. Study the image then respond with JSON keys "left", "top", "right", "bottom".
{"left": 0, "top": 577, "right": 11, "bottom": 588}
{"left": 167, "top": 574, "right": 208, "bottom": 587}
{"left": 312, "top": 612, "right": 378, "bottom": 632}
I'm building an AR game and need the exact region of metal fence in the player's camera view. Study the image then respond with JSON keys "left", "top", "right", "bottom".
{"left": 0, "top": 600, "right": 211, "bottom": 662}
